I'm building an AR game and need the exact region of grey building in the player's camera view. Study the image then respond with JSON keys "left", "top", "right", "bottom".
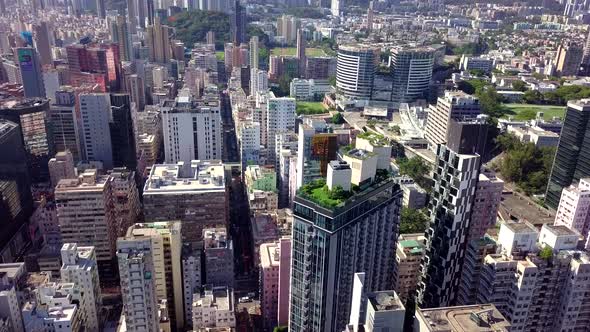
{"left": 16, "top": 47, "right": 45, "bottom": 98}
{"left": 390, "top": 46, "right": 435, "bottom": 105}
{"left": 203, "top": 227, "right": 234, "bottom": 287}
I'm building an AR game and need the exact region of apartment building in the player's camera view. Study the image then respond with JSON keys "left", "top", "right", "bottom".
{"left": 393, "top": 234, "right": 426, "bottom": 303}
{"left": 554, "top": 178, "right": 590, "bottom": 249}
{"left": 468, "top": 172, "right": 504, "bottom": 242}
{"left": 203, "top": 228, "right": 234, "bottom": 287}
{"left": 181, "top": 244, "right": 202, "bottom": 330}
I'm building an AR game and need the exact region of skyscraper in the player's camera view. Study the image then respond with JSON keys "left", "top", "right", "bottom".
{"left": 0, "top": 98, "right": 54, "bottom": 182}
{"left": 296, "top": 29, "right": 306, "bottom": 75}
{"left": 336, "top": 44, "right": 377, "bottom": 100}
{"left": 545, "top": 99, "right": 590, "bottom": 208}
{"left": 32, "top": 22, "right": 53, "bottom": 66}
{"left": 265, "top": 94, "right": 296, "bottom": 164}
{"left": 389, "top": 46, "right": 435, "bottom": 105}
{"left": 114, "top": 15, "right": 132, "bottom": 62}
{"left": 146, "top": 18, "right": 172, "bottom": 64}
{"left": 16, "top": 47, "right": 46, "bottom": 98}
{"left": 249, "top": 36, "right": 259, "bottom": 70}
{"left": 554, "top": 42, "right": 583, "bottom": 76}
{"left": 289, "top": 167, "right": 402, "bottom": 332}
{"left": 79, "top": 93, "right": 113, "bottom": 169}
{"left": 50, "top": 90, "right": 81, "bottom": 162}
{"left": 231, "top": 0, "right": 246, "bottom": 45}
{"left": 109, "top": 94, "right": 137, "bottom": 170}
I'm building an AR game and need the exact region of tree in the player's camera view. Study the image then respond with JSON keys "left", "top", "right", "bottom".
{"left": 478, "top": 86, "right": 506, "bottom": 118}
{"left": 328, "top": 75, "right": 336, "bottom": 87}
{"left": 398, "top": 157, "right": 432, "bottom": 190}
{"left": 273, "top": 326, "right": 288, "bottom": 332}
{"left": 512, "top": 80, "right": 528, "bottom": 92}
{"left": 523, "top": 90, "right": 543, "bottom": 104}
{"left": 167, "top": 10, "right": 230, "bottom": 50}
{"left": 400, "top": 208, "right": 430, "bottom": 234}
{"left": 332, "top": 112, "right": 345, "bottom": 124}
{"left": 469, "top": 69, "right": 486, "bottom": 77}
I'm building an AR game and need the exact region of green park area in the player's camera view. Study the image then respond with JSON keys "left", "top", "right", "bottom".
{"left": 503, "top": 104, "right": 566, "bottom": 121}
{"left": 271, "top": 47, "right": 326, "bottom": 57}
{"left": 215, "top": 51, "right": 224, "bottom": 61}
{"left": 296, "top": 102, "right": 328, "bottom": 115}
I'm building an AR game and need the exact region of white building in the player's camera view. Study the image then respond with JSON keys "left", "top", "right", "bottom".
{"left": 60, "top": 244, "right": 101, "bottom": 332}
{"left": 181, "top": 245, "right": 202, "bottom": 330}
{"left": 161, "top": 90, "right": 222, "bottom": 164}
{"left": 250, "top": 68, "right": 268, "bottom": 97}
{"left": 266, "top": 93, "right": 296, "bottom": 164}
{"left": 289, "top": 79, "right": 332, "bottom": 101}
{"left": 79, "top": 94, "right": 113, "bottom": 169}
{"left": 238, "top": 121, "right": 261, "bottom": 168}
{"left": 0, "top": 263, "right": 25, "bottom": 332}
{"left": 192, "top": 286, "right": 236, "bottom": 329}
{"left": 48, "top": 151, "right": 76, "bottom": 187}
{"left": 554, "top": 178, "right": 590, "bottom": 249}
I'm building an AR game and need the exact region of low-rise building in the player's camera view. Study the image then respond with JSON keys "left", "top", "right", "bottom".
{"left": 203, "top": 228, "right": 234, "bottom": 287}
{"left": 192, "top": 286, "right": 235, "bottom": 330}
{"left": 415, "top": 304, "right": 511, "bottom": 332}
{"left": 394, "top": 234, "right": 425, "bottom": 303}
{"left": 506, "top": 125, "right": 559, "bottom": 148}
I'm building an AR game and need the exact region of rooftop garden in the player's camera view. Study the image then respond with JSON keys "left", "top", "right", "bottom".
{"left": 357, "top": 131, "right": 389, "bottom": 147}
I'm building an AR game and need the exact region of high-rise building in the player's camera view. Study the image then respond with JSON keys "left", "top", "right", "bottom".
{"left": 296, "top": 120, "right": 338, "bottom": 189}
{"left": 146, "top": 18, "right": 172, "bottom": 64}
{"left": 389, "top": 46, "right": 435, "bottom": 105}
{"left": 55, "top": 169, "right": 118, "bottom": 277}
{"left": 296, "top": 29, "right": 306, "bottom": 75}
{"left": 545, "top": 99, "right": 590, "bottom": 208}
{"left": 79, "top": 93, "right": 114, "bottom": 169}
{"left": 554, "top": 178, "right": 590, "bottom": 249}
{"left": 0, "top": 120, "right": 32, "bottom": 229}
{"left": 367, "top": 1, "right": 374, "bottom": 31}
{"left": 250, "top": 69, "right": 268, "bottom": 97}
{"left": 110, "top": 94, "right": 137, "bottom": 170}
{"left": 393, "top": 233, "right": 426, "bottom": 303}
{"left": 424, "top": 91, "right": 482, "bottom": 151}
{"left": 121, "top": 222, "right": 184, "bottom": 330}
{"left": 265, "top": 94, "right": 296, "bottom": 164}
{"left": 249, "top": 36, "right": 259, "bottom": 70}
{"left": 289, "top": 167, "right": 402, "bottom": 332}
{"left": 260, "top": 239, "right": 291, "bottom": 330}
{"left": 206, "top": 31, "right": 215, "bottom": 45}
{"left": 203, "top": 227, "right": 234, "bottom": 287}
{"left": 564, "top": 0, "right": 590, "bottom": 17}
{"left": 305, "top": 56, "right": 336, "bottom": 80}
{"left": 239, "top": 121, "right": 261, "bottom": 168}
{"left": 161, "top": 92, "right": 222, "bottom": 164}
{"left": 126, "top": 74, "right": 146, "bottom": 111}
{"left": 117, "top": 236, "right": 160, "bottom": 332}
{"left": 336, "top": 44, "right": 377, "bottom": 100}
{"left": 468, "top": 171, "right": 503, "bottom": 242}
{"left": 331, "top": 0, "right": 340, "bottom": 16}
{"left": 231, "top": 0, "right": 246, "bottom": 45}
{"left": 181, "top": 244, "right": 202, "bottom": 330}
{"left": 143, "top": 161, "right": 228, "bottom": 243}
{"left": 113, "top": 15, "right": 132, "bottom": 62}
{"left": 50, "top": 90, "right": 81, "bottom": 162}
{"left": 60, "top": 244, "right": 102, "bottom": 332}
{"left": 48, "top": 151, "right": 76, "bottom": 187}
{"left": 32, "top": 22, "right": 53, "bottom": 67}
{"left": 456, "top": 236, "right": 497, "bottom": 305}
{"left": 191, "top": 286, "right": 236, "bottom": 330}
{"left": 109, "top": 168, "right": 141, "bottom": 236}
{"left": 554, "top": 42, "right": 583, "bottom": 76}
{"left": 16, "top": 47, "right": 46, "bottom": 98}
{"left": 417, "top": 138, "right": 482, "bottom": 307}
{"left": 65, "top": 43, "right": 121, "bottom": 91}
{"left": 0, "top": 98, "right": 54, "bottom": 182}
{"left": 0, "top": 263, "right": 26, "bottom": 332}
{"left": 276, "top": 15, "right": 299, "bottom": 44}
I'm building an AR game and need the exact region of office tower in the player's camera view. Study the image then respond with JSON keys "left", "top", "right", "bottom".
{"left": 0, "top": 120, "right": 32, "bottom": 226}
{"left": 231, "top": 0, "right": 246, "bottom": 45}
{"left": 50, "top": 90, "right": 81, "bottom": 162}
{"left": 110, "top": 94, "right": 137, "bottom": 170}
{"left": 0, "top": 263, "right": 25, "bottom": 332}
{"left": 473, "top": 222, "right": 590, "bottom": 331}
{"left": 146, "top": 18, "right": 172, "bottom": 64}
{"left": 203, "top": 227, "right": 234, "bottom": 286}
{"left": 554, "top": 178, "right": 590, "bottom": 248}
{"left": 126, "top": 74, "right": 145, "bottom": 111}
{"left": 260, "top": 240, "right": 291, "bottom": 330}
{"left": 415, "top": 304, "right": 511, "bottom": 332}
{"left": 295, "top": 121, "right": 338, "bottom": 189}
{"left": 296, "top": 29, "right": 306, "bottom": 75}
{"left": 276, "top": 15, "right": 299, "bottom": 44}
{"left": 389, "top": 46, "right": 434, "bottom": 105}
{"left": 55, "top": 169, "right": 117, "bottom": 277}
{"left": 79, "top": 94, "right": 113, "bottom": 169}
{"left": 0, "top": 98, "right": 53, "bottom": 183}
{"left": 60, "top": 244, "right": 101, "bottom": 332}
{"left": 305, "top": 56, "right": 336, "bottom": 80}
{"left": 289, "top": 167, "right": 402, "bottom": 332}
{"left": 48, "top": 151, "right": 76, "bottom": 187}
{"left": 564, "top": 0, "right": 590, "bottom": 17}
{"left": 192, "top": 286, "right": 236, "bottom": 330}
{"left": 121, "top": 222, "right": 184, "bottom": 330}
{"left": 206, "top": 30, "right": 215, "bottom": 45}
{"left": 117, "top": 237, "right": 160, "bottom": 332}
{"left": 32, "top": 22, "right": 52, "bottom": 66}
{"left": 266, "top": 94, "right": 296, "bottom": 164}
{"left": 16, "top": 47, "right": 46, "bottom": 98}
{"left": 554, "top": 42, "right": 583, "bottom": 76}
{"left": 66, "top": 43, "right": 121, "bottom": 91}
{"left": 143, "top": 161, "right": 228, "bottom": 243}
{"left": 161, "top": 93, "right": 222, "bottom": 164}
{"left": 417, "top": 132, "right": 483, "bottom": 308}
{"left": 424, "top": 91, "right": 482, "bottom": 151}
{"left": 250, "top": 36, "right": 259, "bottom": 70}
{"left": 468, "top": 172, "right": 503, "bottom": 242}
{"left": 182, "top": 244, "right": 202, "bottom": 330}
{"left": 96, "top": 0, "right": 106, "bottom": 18}
{"left": 546, "top": 99, "right": 590, "bottom": 208}
{"left": 113, "top": 16, "right": 132, "bottom": 62}
{"left": 393, "top": 234, "right": 426, "bottom": 303}
{"left": 331, "top": 0, "right": 340, "bottom": 16}
{"left": 456, "top": 236, "right": 497, "bottom": 305}
{"left": 336, "top": 44, "right": 377, "bottom": 100}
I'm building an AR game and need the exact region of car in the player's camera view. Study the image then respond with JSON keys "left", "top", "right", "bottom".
{"left": 239, "top": 296, "right": 252, "bottom": 303}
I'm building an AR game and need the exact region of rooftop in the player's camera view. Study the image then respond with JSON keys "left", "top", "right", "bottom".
{"left": 144, "top": 160, "right": 225, "bottom": 194}
{"left": 368, "top": 291, "right": 405, "bottom": 312}
{"left": 356, "top": 131, "right": 389, "bottom": 147}
{"left": 417, "top": 304, "right": 511, "bottom": 332}
{"left": 503, "top": 221, "right": 538, "bottom": 234}
{"left": 260, "top": 242, "right": 280, "bottom": 268}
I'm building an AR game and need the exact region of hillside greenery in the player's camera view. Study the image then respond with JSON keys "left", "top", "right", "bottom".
{"left": 167, "top": 10, "right": 230, "bottom": 50}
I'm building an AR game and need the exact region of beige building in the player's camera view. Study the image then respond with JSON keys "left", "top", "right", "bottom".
{"left": 146, "top": 17, "right": 172, "bottom": 64}
{"left": 55, "top": 169, "right": 117, "bottom": 276}
{"left": 120, "top": 222, "right": 184, "bottom": 330}
{"left": 192, "top": 286, "right": 236, "bottom": 330}
{"left": 48, "top": 150, "right": 75, "bottom": 187}
{"left": 143, "top": 160, "right": 228, "bottom": 243}
{"left": 394, "top": 234, "right": 425, "bottom": 303}
{"left": 415, "top": 304, "right": 511, "bottom": 332}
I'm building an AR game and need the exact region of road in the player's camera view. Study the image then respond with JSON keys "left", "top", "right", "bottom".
{"left": 221, "top": 87, "right": 262, "bottom": 330}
